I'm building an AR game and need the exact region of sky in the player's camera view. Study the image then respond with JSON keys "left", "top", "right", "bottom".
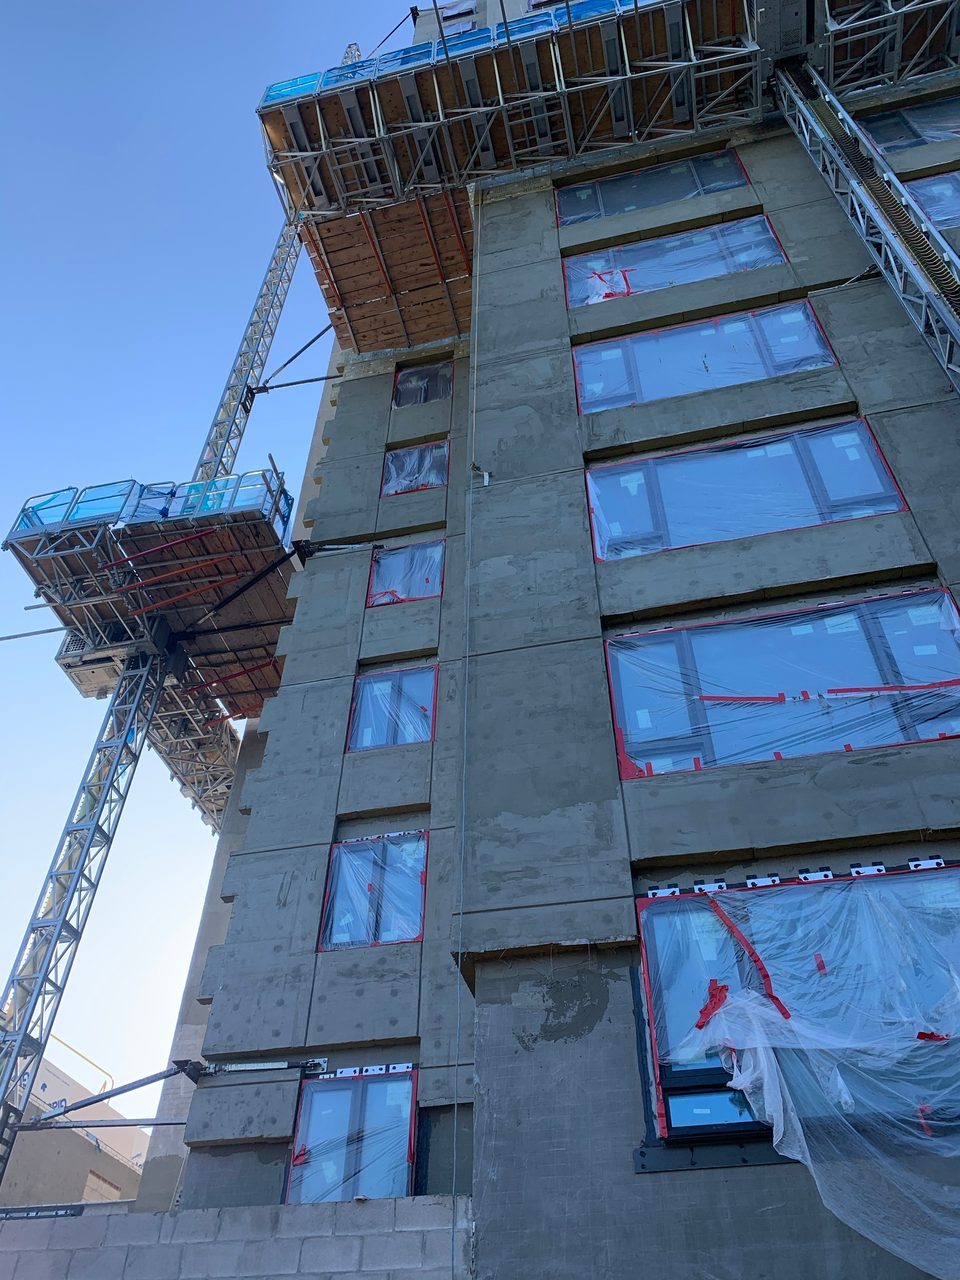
{"left": 0, "top": 1, "right": 413, "bottom": 1117}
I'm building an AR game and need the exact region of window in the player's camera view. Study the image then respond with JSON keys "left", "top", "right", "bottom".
{"left": 636, "top": 866, "right": 960, "bottom": 1143}
{"left": 606, "top": 589, "right": 960, "bottom": 777}
{"left": 288, "top": 1069, "right": 416, "bottom": 1203}
{"left": 907, "top": 170, "right": 960, "bottom": 229}
{"left": 573, "top": 301, "right": 834, "bottom": 414}
{"left": 440, "top": 0, "right": 475, "bottom": 14}
{"left": 563, "top": 216, "right": 785, "bottom": 309}
{"left": 347, "top": 665, "right": 438, "bottom": 752}
{"left": 556, "top": 151, "right": 747, "bottom": 226}
{"left": 319, "top": 832, "right": 427, "bottom": 950}
{"left": 586, "top": 420, "right": 903, "bottom": 560}
{"left": 393, "top": 362, "right": 453, "bottom": 408}
{"left": 863, "top": 96, "right": 960, "bottom": 151}
{"left": 367, "top": 540, "right": 444, "bottom": 606}
{"left": 381, "top": 440, "right": 450, "bottom": 496}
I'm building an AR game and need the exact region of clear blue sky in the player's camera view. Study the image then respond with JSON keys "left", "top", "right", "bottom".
{"left": 0, "top": 1, "right": 412, "bottom": 1113}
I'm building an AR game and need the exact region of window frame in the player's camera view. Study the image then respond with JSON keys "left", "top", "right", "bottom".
{"left": 380, "top": 439, "right": 451, "bottom": 498}
{"left": 554, "top": 149, "right": 750, "bottom": 227}
{"left": 392, "top": 360, "right": 454, "bottom": 409}
{"left": 906, "top": 169, "right": 960, "bottom": 230}
{"left": 366, "top": 540, "right": 446, "bottom": 608}
{"left": 286, "top": 1068, "right": 418, "bottom": 1203}
{"left": 605, "top": 587, "right": 960, "bottom": 779}
{"left": 318, "top": 831, "right": 429, "bottom": 952}
{"left": 345, "top": 663, "right": 440, "bottom": 754}
{"left": 634, "top": 862, "right": 960, "bottom": 1143}
{"left": 572, "top": 300, "right": 837, "bottom": 415}
{"left": 584, "top": 418, "right": 906, "bottom": 562}
{"left": 561, "top": 215, "right": 788, "bottom": 310}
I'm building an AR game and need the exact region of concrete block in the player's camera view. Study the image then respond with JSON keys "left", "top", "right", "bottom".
{"left": 0, "top": 1220, "right": 51, "bottom": 1251}
{"left": 394, "top": 1196, "right": 460, "bottom": 1231}
{"left": 10, "top": 1254, "right": 70, "bottom": 1280}
{"left": 359, "top": 598, "right": 441, "bottom": 665}
{"left": 558, "top": 183, "right": 761, "bottom": 254}
{"left": 336, "top": 742, "right": 432, "bottom": 821}
{"left": 467, "top": 470, "right": 600, "bottom": 654}
{"left": 421, "top": 1226, "right": 470, "bottom": 1270}
{"left": 596, "top": 510, "right": 934, "bottom": 621}
{"left": 41, "top": 1216, "right": 107, "bottom": 1250}
{"left": 359, "top": 1230, "right": 422, "bottom": 1270}
{"left": 214, "top": 1204, "right": 282, "bottom": 1241}
{"left": 176, "top": 1240, "right": 243, "bottom": 1278}
{"left": 235, "top": 1238, "right": 301, "bottom": 1276}
{"left": 274, "top": 1204, "right": 336, "bottom": 1238}
{"left": 122, "top": 1245, "right": 181, "bottom": 1280}
{"left": 298, "top": 1235, "right": 362, "bottom": 1273}
{"left": 375, "top": 485, "right": 447, "bottom": 539}
{"left": 332, "top": 1197, "right": 395, "bottom": 1235}
{"left": 306, "top": 943, "right": 422, "bottom": 1047}
{"left": 274, "top": 551, "right": 370, "bottom": 685}
{"left": 185, "top": 1077, "right": 299, "bottom": 1147}
{"left": 65, "top": 1247, "right": 126, "bottom": 1279}
{"left": 104, "top": 1216, "right": 162, "bottom": 1247}
{"left": 159, "top": 1210, "right": 221, "bottom": 1245}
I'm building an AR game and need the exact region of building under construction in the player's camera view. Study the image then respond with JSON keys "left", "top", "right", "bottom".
{"left": 3, "top": 0, "right": 960, "bottom": 1275}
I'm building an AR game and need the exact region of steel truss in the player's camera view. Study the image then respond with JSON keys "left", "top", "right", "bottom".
{"left": 825, "top": 0, "right": 960, "bottom": 91}
{"left": 261, "top": 7, "right": 762, "bottom": 218}
{"left": 0, "top": 652, "right": 169, "bottom": 1179}
{"left": 776, "top": 68, "right": 960, "bottom": 390}
{"left": 193, "top": 220, "right": 301, "bottom": 484}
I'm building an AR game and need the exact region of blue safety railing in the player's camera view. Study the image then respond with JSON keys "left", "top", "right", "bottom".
{"left": 8, "top": 469, "right": 294, "bottom": 544}
{"left": 259, "top": 1, "right": 626, "bottom": 108}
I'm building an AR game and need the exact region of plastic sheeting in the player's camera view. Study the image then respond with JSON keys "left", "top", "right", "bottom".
{"left": 288, "top": 1072, "right": 415, "bottom": 1203}
{"left": 556, "top": 150, "right": 746, "bottom": 225}
{"left": 587, "top": 420, "right": 903, "bottom": 560}
{"left": 907, "top": 170, "right": 960, "bottom": 230}
{"left": 573, "top": 301, "right": 835, "bottom": 414}
{"left": 393, "top": 361, "right": 453, "bottom": 408}
{"left": 381, "top": 441, "right": 450, "bottom": 496}
{"left": 640, "top": 869, "right": 960, "bottom": 1279}
{"left": 347, "top": 665, "right": 437, "bottom": 752}
{"left": 564, "top": 216, "right": 784, "bottom": 309}
{"left": 368, "top": 540, "right": 444, "bottom": 606}
{"left": 607, "top": 588, "right": 960, "bottom": 776}
{"left": 320, "top": 832, "right": 427, "bottom": 950}
{"left": 865, "top": 95, "right": 960, "bottom": 152}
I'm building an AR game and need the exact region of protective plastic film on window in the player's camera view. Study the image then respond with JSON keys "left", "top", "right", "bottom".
{"left": 381, "top": 441, "right": 450, "bottom": 497}
{"left": 393, "top": 362, "right": 453, "bottom": 408}
{"left": 607, "top": 589, "right": 960, "bottom": 777}
{"left": 320, "top": 832, "right": 427, "bottom": 950}
{"left": 556, "top": 150, "right": 747, "bottom": 226}
{"left": 587, "top": 420, "right": 904, "bottom": 561}
{"left": 638, "top": 868, "right": 960, "bottom": 1279}
{"left": 347, "top": 665, "right": 437, "bottom": 752}
{"left": 368, "top": 541, "right": 444, "bottom": 606}
{"left": 288, "top": 1071, "right": 416, "bottom": 1204}
{"left": 864, "top": 95, "right": 960, "bottom": 151}
{"left": 573, "top": 301, "right": 835, "bottom": 414}
{"left": 907, "top": 170, "right": 960, "bottom": 229}
{"left": 564, "top": 216, "right": 785, "bottom": 309}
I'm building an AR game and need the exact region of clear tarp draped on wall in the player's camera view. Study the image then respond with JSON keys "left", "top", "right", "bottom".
{"left": 368, "top": 541, "right": 444, "bottom": 605}
{"left": 320, "top": 833, "right": 427, "bottom": 950}
{"left": 642, "top": 870, "right": 960, "bottom": 1279}
{"left": 381, "top": 441, "right": 449, "bottom": 496}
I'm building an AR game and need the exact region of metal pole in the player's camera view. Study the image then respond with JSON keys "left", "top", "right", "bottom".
{"left": 0, "top": 650, "right": 169, "bottom": 1187}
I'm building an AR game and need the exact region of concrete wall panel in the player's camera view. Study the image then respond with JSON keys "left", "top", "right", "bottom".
{"left": 184, "top": 1075, "right": 300, "bottom": 1146}
{"left": 306, "top": 943, "right": 422, "bottom": 1048}
{"left": 359, "top": 598, "right": 442, "bottom": 664}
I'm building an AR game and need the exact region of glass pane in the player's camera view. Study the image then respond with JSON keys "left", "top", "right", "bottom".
{"left": 754, "top": 303, "right": 833, "bottom": 375}
{"left": 656, "top": 435, "right": 818, "bottom": 547}
{"left": 635, "top": 315, "right": 765, "bottom": 401}
{"left": 600, "top": 162, "right": 697, "bottom": 215}
{"left": 556, "top": 182, "right": 603, "bottom": 225}
{"left": 692, "top": 150, "right": 748, "bottom": 194}
{"left": 381, "top": 441, "right": 449, "bottom": 496}
{"left": 69, "top": 481, "right": 134, "bottom": 524}
{"left": 861, "top": 110, "right": 919, "bottom": 151}
{"left": 666, "top": 1089, "right": 755, "bottom": 1130}
{"left": 904, "top": 96, "right": 960, "bottom": 144}
{"left": 586, "top": 463, "right": 659, "bottom": 559}
{"left": 15, "top": 488, "right": 77, "bottom": 530}
{"left": 379, "top": 834, "right": 427, "bottom": 943}
{"left": 289, "top": 1084, "right": 354, "bottom": 1203}
{"left": 369, "top": 542, "right": 444, "bottom": 606}
{"left": 573, "top": 340, "right": 637, "bottom": 413}
{"left": 349, "top": 675, "right": 399, "bottom": 751}
{"left": 393, "top": 362, "right": 453, "bottom": 407}
{"left": 805, "top": 423, "right": 900, "bottom": 509}
{"left": 720, "top": 216, "right": 784, "bottom": 271}
{"left": 395, "top": 668, "right": 436, "bottom": 745}
{"left": 875, "top": 593, "right": 960, "bottom": 738}
{"left": 321, "top": 842, "right": 379, "bottom": 949}
{"left": 608, "top": 636, "right": 695, "bottom": 746}
{"left": 907, "top": 172, "right": 960, "bottom": 229}
{"left": 356, "top": 1077, "right": 412, "bottom": 1199}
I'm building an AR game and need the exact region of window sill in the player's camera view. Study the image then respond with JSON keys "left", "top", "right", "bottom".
{"left": 634, "top": 1140, "right": 793, "bottom": 1173}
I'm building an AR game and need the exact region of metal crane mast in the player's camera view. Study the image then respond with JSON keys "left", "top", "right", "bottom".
{"left": 0, "top": 217, "right": 302, "bottom": 1187}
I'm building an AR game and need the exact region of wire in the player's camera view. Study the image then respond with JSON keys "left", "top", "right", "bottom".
{"left": 0, "top": 625, "right": 65, "bottom": 643}
{"left": 365, "top": 9, "right": 416, "bottom": 58}
{"left": 254, "top": 373, "right": 342, "bottom": 395}
{"left": 261, "top": 323, "right": 333, "bottom": 387}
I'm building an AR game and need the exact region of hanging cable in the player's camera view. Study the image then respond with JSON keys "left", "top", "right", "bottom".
{"left": 366, "top": 9, "right": 417, "bottom": 58}
{"left": 261, "top": 323, "right": 333, "bottom": 388}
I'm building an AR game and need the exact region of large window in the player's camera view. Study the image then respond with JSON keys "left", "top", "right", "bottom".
{"left": 573, "top": 301, "right": 834, "bottom": 414}
{"left": 381, "top": 441, "right": 450, "bottom": 497}
{"left": 863, "top": 96, "right": 960, "bottom": 151}
{"left": 288, "top": 1068, "right": 416, "bottom": 1203}
{"left": 393, "top": 361, "right": 453, "bottom": 408}
{"left": 586, "top": 420, "right": 903, "bottom": 561}
{"left": 556, "top": 151, "right": 747, "bottom": 226}
{"left": 347, "top": 665, "right": 438, "bottom": 752}
{"left": 907, "top": 170, "right": 960, "bottom": 229}
{"left": 367, "top": 540, "right": 445, "bottom": 606}
{"left": 606, "top": 589, "right": 960, "bottom": 777}
{"left": 563, "top": 216, "right": 785, "bottom": 309}
{"left": 319, "top": 832, "right": 427, "bottom": 951}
